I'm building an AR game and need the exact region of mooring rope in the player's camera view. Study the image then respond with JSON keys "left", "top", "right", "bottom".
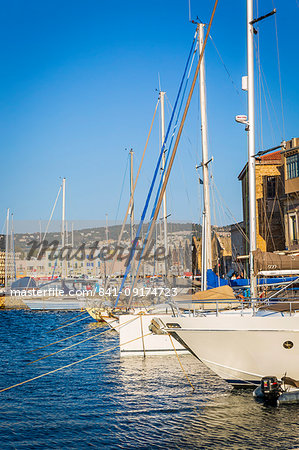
{"left": 27, "top": 315, "right": 140, "bottom": 365}
{"left": 0, "top": 332, "right": 152, "bottom": 393}
{"left": 27, "top": 324, "right": 100, "bottom": 354}
{"left": 27, "top": 329, "right": 114, "bottom": 365}
{"left": 46, "top": 315, "right": 91, "bottom": 333}
{"left": 168, "top": 333, "right": 195, "bottom": 391}
{"left": 53, "top": 310, "right": 87, "bottom": 327}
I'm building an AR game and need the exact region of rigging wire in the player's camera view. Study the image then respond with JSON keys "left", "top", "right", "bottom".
{"left": 114, "top": 30, "right": 199, "bottom": 307}
{"left": 42, "top": 184, "right": 62, "bottom": 242}
{"left": 165, "top": 95, "right": 198, "bottom": 223}
{"left": 258, "top": 57, "right": 282, "bottom": 140}
{"left": 210, "top": 176, "right": 249, "bottom": 243}
{"left": 255, "top": 55, "right": 276, "bottom": 145}
{"left": 1, "top": 218, "right": 5, "bottom": 234}
{"left": 190, "top": 17, "right": 242, "bottom": 103}
{"left": 128, "top": 1, "right": 219, "bottom": 306}
{"left": 272, "top": 0, "right": 285, "bottom": 139}
{"left": 207, "top": 32, "right": 244, "bottom": 102}
{"left": 128, "top": 41, "right": 198, "bottom": 293}
{"left": 107, "top": 97, "right": 160, "bottom": 279}
{"left": 253, "top": 25, "right": 283, "bottom": 143}
{"left": 255, "top": 1, "right": 264, "bottom": 151}
{"left": 114, "top": 153, "right": 130, "bottom": 224}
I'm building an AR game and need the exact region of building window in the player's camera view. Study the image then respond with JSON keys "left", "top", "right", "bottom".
{"left": 286, "top": 154, "right": 299, "bottom": 179}
{"left": 289, "top": 214, "right": 298, "bottom": 244}
{"left": 267, "top": 176, "right": 276, "bottom": 198}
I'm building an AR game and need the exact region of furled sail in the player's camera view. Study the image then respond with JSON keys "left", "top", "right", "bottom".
{"left": 253, "top": 249, "right": 299, "bottom": 275}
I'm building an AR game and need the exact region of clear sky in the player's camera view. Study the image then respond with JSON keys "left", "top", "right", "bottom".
{"left": 1, "top": 0, "right": 299, "bottom": 232}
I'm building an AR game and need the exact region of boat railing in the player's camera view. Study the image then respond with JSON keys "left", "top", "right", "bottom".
{"left": 177, "top": 297, "right": 299, "bottom": 317}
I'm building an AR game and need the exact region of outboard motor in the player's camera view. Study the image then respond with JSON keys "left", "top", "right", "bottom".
{"left": 260, "top": 376, "right": 282, "bottom": 404}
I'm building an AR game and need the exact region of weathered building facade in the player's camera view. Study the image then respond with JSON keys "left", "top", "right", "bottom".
{"left": 238, "top": 149, "right": 285, "bottom": 253}
{"left": 239, "top": 137, "right": 299, "bottom": 254}
{"left": 281, "top": 137, "right": 299, "bottom": 251}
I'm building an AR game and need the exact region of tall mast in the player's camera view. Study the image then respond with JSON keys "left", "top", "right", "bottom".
{"left": 71, "top": 222, "right": 74, "bottom": 276}
{"left": 160, "top": 91, "right": 168, "bottom": 277}
{"left": 129, "top": 149, "right": 135, "bottom": 277}
{"left": 11, "top": 213, "right": 16, "bottom": 281}
{"left": 5, "top": 208, "right": 9, "bottom": 291}
{"left": 104, "top": 213, "right": 108, "bottom": 281}
{"left": 129, "top": 149, "right": 134, "bottom": 244}
{"left": 61, "top": 177, "right": 66, "bottom": 278}
{"left": 247, "top": 0, "right": 257, "bottom": 298}
{"left": 105, "top": 213, "right": 109, "bottom": 244}
{"left": 39, "top": 220, "right": 42, "bottom": 243}
{"left": 198, "top": 23, "right": 212, "bottom": 290}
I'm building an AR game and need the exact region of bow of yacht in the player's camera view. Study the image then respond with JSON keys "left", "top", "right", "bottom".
{"left": 151, "top": 301, "right": 299, "bottom": 387}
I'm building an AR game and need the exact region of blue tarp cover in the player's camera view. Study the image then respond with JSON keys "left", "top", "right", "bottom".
{"left": 11, "top": 277, "right": 37, "bottom": 289}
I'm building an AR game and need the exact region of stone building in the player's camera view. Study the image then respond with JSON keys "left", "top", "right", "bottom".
{"left": 0, "top": 235, "right": 5, "bottom": 286}
{"left": 281, "top": 137, "right": 299, "bottom": 251}
{"left": 238, "top": 149, "right": 285, "bottom": 253}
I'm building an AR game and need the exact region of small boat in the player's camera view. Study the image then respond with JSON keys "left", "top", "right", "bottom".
{"left": 253, "top": 376, "right": 299, "bottom": 406}
{"left": 15, "top": 278, "right": 96, "bottom": 311}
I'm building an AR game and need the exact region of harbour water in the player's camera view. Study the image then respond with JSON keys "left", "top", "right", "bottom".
{"left": 0, "top": 311, "right": 299, "bottom": 449}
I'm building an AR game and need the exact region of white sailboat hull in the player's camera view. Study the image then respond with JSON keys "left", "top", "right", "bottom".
{"left": 86, "top": 308, "right": 120, "bottom": 330}
{"left": 21, "top": 296, "right": 86, "bottom": 311}
{"left": 119, "top": 314, "right": 189, "bottom": 356}
{"left": 162, "top": 315, "right": 299, "bottom": 386}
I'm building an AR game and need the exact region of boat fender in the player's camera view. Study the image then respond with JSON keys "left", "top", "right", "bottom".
{"left": 278, "top": 389, "right": 299, "bottom": 405}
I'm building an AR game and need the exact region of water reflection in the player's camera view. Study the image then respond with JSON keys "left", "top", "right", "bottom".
{"left": 0, "top": 311, "right": 298, "bottom": 449}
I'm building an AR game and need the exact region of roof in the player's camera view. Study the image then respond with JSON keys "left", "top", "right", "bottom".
{"left": 260, "top": 150, "right": 282, "bottom": 162}
{"left": 238, "top": 150, "right": 282, "bottom": 180}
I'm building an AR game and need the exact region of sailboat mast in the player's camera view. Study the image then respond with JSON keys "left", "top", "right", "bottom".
{"left": 11, "top": 213, "right": 16, "bottom": 281}
{"left": 198, "top": 23, "right": 212, "bottom": 290}
{"left": 5, "top": 208, "right": 9, "bottom": 291}
{"left": 104, "top": 213, "right": 108, "bottom": 281}
{"left": 160, "top": 91, "right": 168, "bottom": 276}
{"left": 247, "top": 0, "right": 257, "bottom": 298}
{"left": 129, "top": 149, "right": 134, "bottom": 244}
{"left": 61, "top": 177, "right": 66, "bottom": 277}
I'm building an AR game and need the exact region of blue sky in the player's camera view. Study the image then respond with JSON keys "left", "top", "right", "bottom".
{"left": 1, "top": 0, "right": 299, "bottom": 232}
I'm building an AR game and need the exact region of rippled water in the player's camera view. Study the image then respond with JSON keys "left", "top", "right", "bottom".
{"left": 0, "top": 311, "right": 299, "bottom": 449}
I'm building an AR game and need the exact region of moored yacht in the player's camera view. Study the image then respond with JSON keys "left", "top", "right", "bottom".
{"left": 152, "top": 302, "right": 299, "bottom": 386}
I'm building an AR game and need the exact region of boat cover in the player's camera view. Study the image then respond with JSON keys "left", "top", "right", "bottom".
{"left": 192, "top": 284, "right": 235, "bottom": 300}
{"left": 254, "top": 249, "right": 299, "bottom": 275}
{"left": 207, "top": 269, "right": 228, "bottom": 289}
{"left": 10, "top": 277, "right": 37, "bottom": 289}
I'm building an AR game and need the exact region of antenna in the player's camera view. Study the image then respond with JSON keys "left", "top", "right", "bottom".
{"left": 158, "top": 73, "right": 161, "bottom": 93}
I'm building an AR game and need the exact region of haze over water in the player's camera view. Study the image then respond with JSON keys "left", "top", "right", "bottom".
{"left": 0, "top": 311, "right": 298, "bottom": 449}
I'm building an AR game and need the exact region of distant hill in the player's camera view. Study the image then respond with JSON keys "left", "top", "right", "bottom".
{"left": 14, "top": 222, "right": 194, "bottom": 253}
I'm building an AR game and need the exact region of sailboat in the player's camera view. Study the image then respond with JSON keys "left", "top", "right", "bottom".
{"left": 111, "top": 20, "right": 239, "bottom": 355}
{"left": 19, "top": 179, "right": 96, "bottom": 310}
{"left": 87, "top": 8, "right": 247, "bottom": 356}
{"left": 152, "top": 0, "right": 299, "bottom": 388}
{"left": 86, "top": 91, "right": 190, "bottom": 355}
